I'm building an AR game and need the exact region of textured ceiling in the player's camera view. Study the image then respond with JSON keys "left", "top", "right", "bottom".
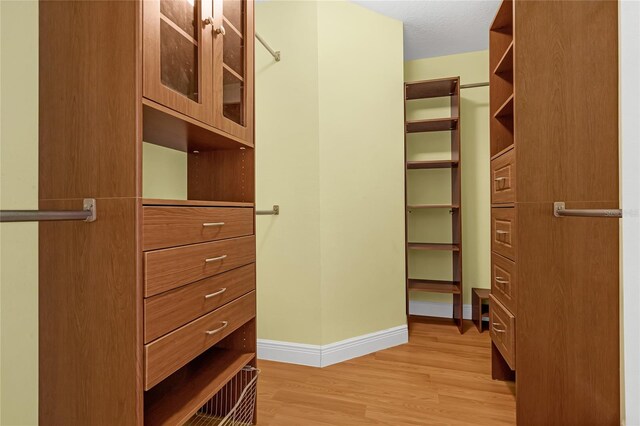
{"left": 351, "top": 0, "right": 501, "bottom": 60}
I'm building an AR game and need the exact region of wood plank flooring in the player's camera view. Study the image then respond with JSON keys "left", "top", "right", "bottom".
{"left": 256, "top": 318, "right": 516, "bottom": 425}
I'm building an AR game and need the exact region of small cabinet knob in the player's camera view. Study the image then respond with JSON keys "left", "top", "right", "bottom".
{"left": 215, "top": 25, "right": 226, "bottom": 36}
{"left": 203, "top": 16, "right": 214, "bottom": 26}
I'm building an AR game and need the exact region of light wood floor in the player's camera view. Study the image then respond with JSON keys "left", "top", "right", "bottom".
{"left": 256, "top": 318, "right": 516, "bottom": 425}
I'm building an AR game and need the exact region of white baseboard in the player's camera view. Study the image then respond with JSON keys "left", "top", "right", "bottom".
{"left": 257, "top": 325, "right": 408, "bottom": 368}
{"left": 409, "top": 299, "right": 473, "bottom": 320}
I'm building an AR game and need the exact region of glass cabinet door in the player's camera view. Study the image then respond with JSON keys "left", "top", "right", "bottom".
{"left": 143, "top": 0, "right": 214, "bottom": 124}
{"left": 211, "top": 0, "right": 254, "bottom": 145}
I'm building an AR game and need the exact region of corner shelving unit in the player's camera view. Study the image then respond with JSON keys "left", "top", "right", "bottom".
{"left": 404, "top": 76, "right": 463, "bottom": 333}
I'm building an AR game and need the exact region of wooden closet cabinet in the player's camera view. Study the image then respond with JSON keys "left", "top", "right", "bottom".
{"left": 39, "top": 1, "right": 256, "bottom": 425}
{"left": 143, "top": 0, "right": 254, "bottom": 146}
{"left": 489, "top": 1, "right": 620, "bottom": 425}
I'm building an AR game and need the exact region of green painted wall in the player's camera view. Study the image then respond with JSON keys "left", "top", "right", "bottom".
{"left": 0, "top": 1, "right": 39, "bottom": 424}
{"left": 404, "top": 51, "right": 491, "bottom": 307}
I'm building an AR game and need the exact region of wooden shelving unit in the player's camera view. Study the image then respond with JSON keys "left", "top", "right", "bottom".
{"left": 404, "top": 77, "right": 463, "bottom": 333}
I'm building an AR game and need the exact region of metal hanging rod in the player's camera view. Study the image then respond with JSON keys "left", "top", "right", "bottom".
{"left": 460, "top": 82, "right": 489, "bottom": 89}
{"left": 553, "top": 202, "right": 622, "bottom": 218}
{"left": 256, "top": 32, "right": 281, "bottom": 62}
{"left": 0, "top": 199, "right": 97, "bottom": 223}
{"left": 256, "top": 205, "right": 280, "bottom": 216}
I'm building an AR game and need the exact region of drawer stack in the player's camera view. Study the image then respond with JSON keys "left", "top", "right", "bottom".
{"left": 141, "top": 202, "right": 257, "bottom": 390}
{"left": 490, "top": 146, "right": 516, "bottom": 371}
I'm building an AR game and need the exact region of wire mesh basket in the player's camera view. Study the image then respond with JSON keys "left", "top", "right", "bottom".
{"left": 185, "top": 366, "right": 260, "bottom": 426}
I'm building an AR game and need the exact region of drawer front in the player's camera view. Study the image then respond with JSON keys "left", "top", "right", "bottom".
{"left": 143, "top": 206, "right": 254, "bottom": 251}
{"left": 144, "top": 264, "right": 255, "bottom": 343}
{"left": 491, "top": 207, "right": 517, "bottom": 261}
{"left": 144, "top": 291, "right": 256, "bottom": 390}
{"left": 491, "top": 253, "right": 517, "bottom": 315}
{"left": 491, "top": 148, "right": 516, "bottom": 203}
{"left": 144, "top": 236, "right": 256, "bottom": 297}
{"left": 490, "top": 294, "right": 515, "bottom": 370}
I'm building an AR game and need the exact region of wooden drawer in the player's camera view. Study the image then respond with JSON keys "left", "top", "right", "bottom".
{"left": 491, "top": 252, "right": 517, "bottom": 315}
{"left": 144, "top": 291, "right": 256, "bottom": 390}
{"left": 144, "top": 235, "right": 255, "bottom": 297}
{"left": 491, "top": 148, "right": 516, "bottom": 203}
{"left": 144, "top": 264, "right": 255, "bottom": 343}
{"left": 491, "top": 207, "right": 517, "bottom": 261}
{"left": 490, "top": 294, "right": 515, "bottom": 370}
{"left": 143, "top": 206, "right": 253, "bottom": 251}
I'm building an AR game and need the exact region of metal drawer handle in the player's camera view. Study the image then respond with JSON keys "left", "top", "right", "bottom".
{"left": 494, "top": 177, "right": 507, "bottom": 182}
{"left": 204, "top": 288, "right": 227, "bottom": 299}
{"left": 492, "top": 322, "right": 506, "bottom": 333}
{"left": 205, "top": 321, "right": 229, "bottom": 336}
{"left": 495, "top": 277, "right": 509, "bottom": 284}
{"left": 203, "top": 222, "right": 225, "bottom": 227}
{"left": 496, "top": 230, "right": 509, "bottom": 235}
{"left": 553, "top": 202, "right": 622, "bottom": 218}
{"left": 205, "top": 255, "right": 227, "bottom": 263}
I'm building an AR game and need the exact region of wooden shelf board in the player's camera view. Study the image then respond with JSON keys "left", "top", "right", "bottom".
{"left": 142, "top": 98, "right": 252, "bottom": 152}
{"left": 494, "top": 41, "right": 514, "bottom": 75}
{"left": 405, "top": 78, "right": 458, "bottom": 100}
{"left": 408, "top": 279, "right": 461, "bottom": 294}
{"left": 142, "top": 198, "right": 254, "bottom": 208}
{"left": 494, "top": 94, "right": 514, "bottom": 119}
{"left": 407, "top": 204, "right": 459, "bottom": 210}
{"left": 406, "top": 117, "right": 459, "bottom": 133}
{"left": 408, "top": 242, "right": 460, "bottom": 252}
{"left": 490, "top": 144, "right": 515, "bottom": 161}
{"left": 144, "top": 350, "right": 254, "bottom": 426}
{"left": 491, "top": 0, "right": 513, "bottom": 32}
{"left": 407, "top": 160, "right": 458, "bottom": 170}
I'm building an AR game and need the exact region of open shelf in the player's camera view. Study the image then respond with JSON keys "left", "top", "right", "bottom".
{"left": 142, "top": 198, "right": 255, "bottom": 208}
{"left": 490, "top": 144, "right": 515, "bottom": 161}
{"left": 494, "top": 94, "right": 514, "bottom": 119}
{"left": 491, "top": 0, "right": 513, "bottom": 33}
{"left": 405, "top": 78, "right": 458, "bottom": 100}
{"left": 408, "top": 279, "right": 461, "bottom": 294}
{"left": 407, "top": 204, "right": 460, "bottom": 210}
{"left": 407, "top": 160, "right": 458, "bottom": 170}
{"left": 408, "top": 242, "right": 460, "bottom": 252}
{"left": 143, "top": 98, "right": 252, "bottom": 152}
{"left": 144, "top": 349, "right": 254, "bottom": 426}
{"left": 494, "top": 41, "right": 513, "bottom": 76}
{"left": 406, "top": 117, "right": 459, "bottom": 133}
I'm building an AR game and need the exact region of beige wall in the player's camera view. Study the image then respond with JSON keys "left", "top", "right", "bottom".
{"left": 316, "top": 1, "right": 406, "bottom": 343}
{"left": 0, "top": 1, "right": 39, "bottom": 424}
{"left": 256, "top": 0, "right": 406, "bottom": 345}
{"left": 404, "top": 51, "right": 491, "bottom": 308}
{"left": 142, "top": 143, "right": 187, "bottom": 200}
{"left": 255, "top": 0, "right": 323, "bottom": 344}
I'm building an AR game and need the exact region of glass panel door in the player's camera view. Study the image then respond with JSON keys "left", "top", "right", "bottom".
{"left": 221, "top": 0, "right": 246, "bottom": 125}
{"left": 143, "top": 0, "right": 213, "bottom": 124}
{"left": 159, "top": 0, "right": 200, "bottom": 101}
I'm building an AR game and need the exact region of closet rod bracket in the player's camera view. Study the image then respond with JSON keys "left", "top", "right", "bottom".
{"left": 256, "top": 205, "right": 279, "bottom": 216}
{"left": 0, "top": 198, "right": 97, "bottom": 223}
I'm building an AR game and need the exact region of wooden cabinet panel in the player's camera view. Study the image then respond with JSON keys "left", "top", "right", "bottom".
{"left": 490, "top": 294, "right": 515, "bottom": 370}
{"left": 142, "top": 206, "right": 254, "bottom": 251}
{"left": 144, "top": 291, "right": 256, "bottom": 390}
{"left": 144, "top": 264, "right": 255, "bottom": 343}
{"left": 491, "top": 147, "right": 516, "bottom": 204}
{"left": 491, "top": 252, "right": 516, "bottom": 315}
{"left": 491, "top": 207, "right": 517, "bottom": 261}
{"left": 144, "top": 235, "right": 256, "bottom": 297}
